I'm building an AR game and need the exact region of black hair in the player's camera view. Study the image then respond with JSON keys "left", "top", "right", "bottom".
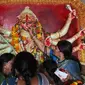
{"left": 57, "top": 40, "right": 72, "bottom": 59}
{"left": 0, "top": 53, "right": 14, "bottom": 72}
{"left": 13, "top": 51, "right": 37, "bottom": 85}
{"left": 57, "top": 40, "right": 81, "bottom": 71}
{"left": 43, "top": 59, "right": 63, "bottom": 85}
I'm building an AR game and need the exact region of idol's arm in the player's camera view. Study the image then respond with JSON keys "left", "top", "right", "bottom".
{"left": 28, "top": 29, "right": 50, "bottom": 56}
{"left": 67, "top": 32, "right": 80, "bottom": 44}
{"left": 0, "top": 34, "right": 17, "bottom": 54}
{"left": 0, "top": 46, "right": 13, "bottom": 55}
{"left": 67, "top": 28, "right": 85, "bottom": 43}
{"left": 50, "top": 11, "right": 75, "bottom": 39}
{"left": 72, "top": 43, "right": 85, "bottom": 53}
{"left": 72, "top": 45, "right": 80, "bottom": 53}
{"left": 0, "top": 27, "right": 11, "bottom": 36}
{"left": 45, "top": 12, "right": 74, "bottom": 46}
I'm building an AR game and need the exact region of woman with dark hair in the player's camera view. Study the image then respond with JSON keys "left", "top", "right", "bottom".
{"left": 27, "top": 28, "right": 82, "bottom": 82}
{"left": 0, "top": 53, "right": 16, "bottom": 85}
{"left": 56, "top": 40, "right": 82, "bottom": 80}
{"left": 12, "top": 51, "right": 49, "bottom": 85}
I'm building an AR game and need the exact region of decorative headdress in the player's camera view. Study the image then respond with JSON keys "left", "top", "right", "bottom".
{"left": 17, "top": 6, "right": 38, "bottom": 21}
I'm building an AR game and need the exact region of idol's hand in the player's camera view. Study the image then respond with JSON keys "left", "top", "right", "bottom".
{"left": 79, "top": 28, "right": 85, "bottom": 36}
{"left": 78, "top": 43, "right": 85, "bottom": 50}
{"left": 28, "top": 28, "right": 36, "bottom": 38}
{"left": 68, "top": 9, "right": 77, "bottom": 20}
{"left": 21, "top": 22, "right": 33, "bottom": 31}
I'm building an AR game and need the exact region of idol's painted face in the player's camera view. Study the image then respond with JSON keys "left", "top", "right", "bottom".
{"left": 3, "top": 59, "right": 14, "bottom": 75}
{"left": 20, "top": 14, "right": 37, "bottom": 28}
{"left": 21, "top": 14, "right": 36, "bottom": 23}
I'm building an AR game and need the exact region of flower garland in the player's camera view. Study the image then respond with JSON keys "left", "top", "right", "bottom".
{"left": 31, "top": 21, "right": 45, "bottom": 63}
{"left": 11, "top": 24, "right": 21, "bottom": 53}
{"left": 64, "top": 80, "right": 83, "bottom": 85}
{"left": 70, "top": 80, "right": 83, "bottom": 85}
{"left": 10, "top": 21, "right": 44, "bottom": 63}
